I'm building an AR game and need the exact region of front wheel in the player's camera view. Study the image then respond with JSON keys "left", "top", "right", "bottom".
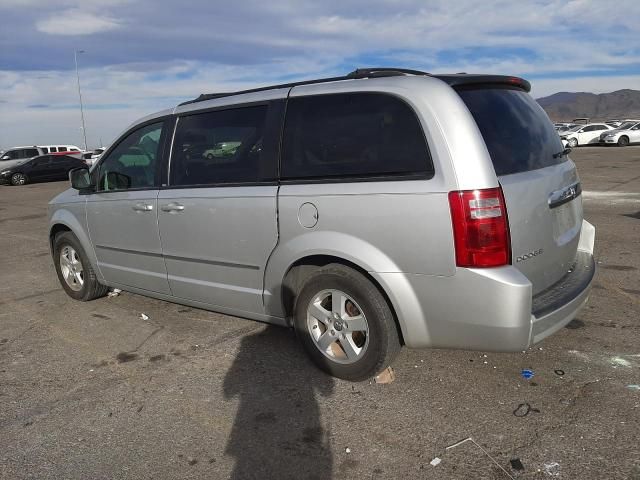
{"left": 10, "top": 173, "right": 27, "bottom": 186}
{"left": 293, "top": 264, "right": 401, "bottom": 381}
{"left": 567, "top": 137, "right": 578, "bottom": 148}
{"left": 618, "top": 136, "right": 630, "bottom": 147}
{"left": 53, "top": 232, "right": 109, "bottom": 301}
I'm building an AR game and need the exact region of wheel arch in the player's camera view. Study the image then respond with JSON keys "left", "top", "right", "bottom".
{"left": 275, "top": 254, "right": 408, "bottom": 346}
{"left": 49, "top": 211, "right": 104, "bottom": 283}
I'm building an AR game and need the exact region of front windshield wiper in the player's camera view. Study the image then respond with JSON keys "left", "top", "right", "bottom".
{"left": 553, "top": 147, "right": 572, "bottom": 159}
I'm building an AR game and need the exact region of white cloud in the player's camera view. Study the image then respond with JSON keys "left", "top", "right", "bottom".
{"left": 2, "top": 0, "right": 639, "bottom": 149}
{"left": 36, "top": 8, "right": 122, "bottom": 36}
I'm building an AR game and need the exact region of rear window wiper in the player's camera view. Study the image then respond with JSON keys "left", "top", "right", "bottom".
{"left": 553, "top": 147, "right": 572, "bottom": 159}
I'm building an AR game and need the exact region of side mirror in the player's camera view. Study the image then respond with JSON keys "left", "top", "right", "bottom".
{"left": 69, "top": 167, "right": 94, "bottom": 191}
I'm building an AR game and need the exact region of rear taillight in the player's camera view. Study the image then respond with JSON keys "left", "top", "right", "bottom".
{"left": 448, "top": 187, "right": 511, "bottom": 268}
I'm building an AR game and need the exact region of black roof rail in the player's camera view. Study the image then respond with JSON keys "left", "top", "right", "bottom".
{"left": 178, "top": 67, "right": 431, "bottom": 106}
{"left": 346, "top": 67, "right": 431, "bottom": 78}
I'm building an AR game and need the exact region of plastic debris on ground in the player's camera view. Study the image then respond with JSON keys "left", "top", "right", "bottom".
{"left": 521, "top": 369, "right": 535, "bottom": 380}
{"left": 543, "top": 461, "right": 561, "bottom": 477}
{"left": 611, "top": 356, "right": 631, "bottom": 368}
{"left": 445, "top": 437, "right": 515, "bottom": 479}
{"left": 107, "top": 288, "right": 122, "bottom": 297}
{"left": 139, "top": 313, "right": 149, "bottom": 321}
{"left": 627, "top": 384, "right": 640, "bottom": 391}
{"left": 374, "top": 366, "right": 395, "bottom": 384}
{"left": 345, "top": 448, "right": 351, "bottom": 454}
{"left": 513, "top": 403, "right": 540, "bottom": 417}
{"left": 430, "top": 457, "right": 441, "bottom": 466}
{"left": 554, "top": 369, "right": 565, "bottom": 376}
{"left": 510, "top": 458, "right": 525, "bottom": 471}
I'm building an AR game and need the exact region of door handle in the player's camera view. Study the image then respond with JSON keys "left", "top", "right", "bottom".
{"left": 132, "top": 202, "right": 154, "bottom": 212}
{"left": 161, "top": 202, "right": 185, "bottom": 213}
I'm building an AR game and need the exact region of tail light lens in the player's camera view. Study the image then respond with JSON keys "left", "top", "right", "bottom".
{"left": 448, "top": 187, "right": 511, "bottom": 267}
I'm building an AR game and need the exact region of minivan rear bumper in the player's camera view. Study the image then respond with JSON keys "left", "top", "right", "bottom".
{"left": 372, "top": 220, "right": 595, "bottom": 351}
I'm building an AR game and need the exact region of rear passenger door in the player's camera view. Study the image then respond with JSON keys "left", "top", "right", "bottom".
{"left": 157, "top": 100, "right": 284, "bottom": 314}
{"left": 48, "top": 155, "right": 72, "bottom": 179}
{"left": 28, "top": 157, "right": 53, "bottom": 180}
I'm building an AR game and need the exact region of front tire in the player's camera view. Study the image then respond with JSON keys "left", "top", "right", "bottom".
{"left": 53, "top": 232, "right": 109, "bottom": 301}
{"left": 10, "top": 173, "right": 27, "bottom": 186}
{"left": 618, "top": 136, "right": 630, "bottom": 147}
{"left": 567, "top": 137, "right": 578, "bottom": 148}
{"left": 293, "top": 264, "right": 401, "bottom": 381}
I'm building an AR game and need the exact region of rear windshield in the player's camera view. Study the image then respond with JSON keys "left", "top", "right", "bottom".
{"left": 456, "top": 87, "right": 565, "bottom": 176}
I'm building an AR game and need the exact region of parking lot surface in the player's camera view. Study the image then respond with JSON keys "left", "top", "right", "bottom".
{"left": 1, "top": 147, "right": 639, "bottom": 479}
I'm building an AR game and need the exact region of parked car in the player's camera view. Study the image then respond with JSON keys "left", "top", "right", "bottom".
{"left": 49, "top": 68, "right": 595, "bottom": 381}
{"left": 560, "top": 123, "right": 614, "bottom": 147}
{"left": 81, "top": 148, "right": 106, "bottom": 167}
{"left": 0, "top": 144, "right": 82, "bottom": 170}
{"left": 605, "top": 120, "right": 623, "bottom": 128}
{"left": 0, "top": 146, "right": 42, "bottom": 170}
{"left": 203, "top": 141, "right": 242, "bottom": 160}
{"left": 556, "top": 124, "right": 578, "bottom": 134}
{"left": 0, "top": 154, "right": 86, "bottom": 186}
{"left": 39, "top": 145, "right": 82, "bottom": 158}
{"left": 599, "top": 120, "right": 640, "bottom": 146}
{"left": 572, "top": 118, "right": 590, "bottom": 125}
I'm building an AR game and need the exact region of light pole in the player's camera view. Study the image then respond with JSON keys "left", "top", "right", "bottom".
{"left": 74, "top": 49, "right": 88, "bottom": 151}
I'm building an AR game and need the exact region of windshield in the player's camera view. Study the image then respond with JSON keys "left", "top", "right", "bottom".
{"left": 617, "top": 121, "right": 636, "bottom": 130}
{"left": 566, "top": 125, "right": 582, "bottom": 132}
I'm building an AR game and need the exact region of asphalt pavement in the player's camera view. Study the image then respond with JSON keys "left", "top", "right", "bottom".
{"left": 1, "top": 147, "right": 639, "bottom": 479}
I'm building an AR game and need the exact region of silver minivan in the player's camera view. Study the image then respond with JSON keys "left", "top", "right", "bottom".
{"left": 49, "top": 68, "right": 596, "bottom": 381}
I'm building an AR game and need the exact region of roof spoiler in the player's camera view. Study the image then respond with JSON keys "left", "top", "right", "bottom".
{"left": 434, "top": 74, "right": 531, "bottom": 92}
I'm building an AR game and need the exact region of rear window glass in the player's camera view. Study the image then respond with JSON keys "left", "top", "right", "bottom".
{"left": 282, "top": 92, "right": 432, "bottom": 181}
{"left": 456, "top": 88, "right": 564, "bottom": 176}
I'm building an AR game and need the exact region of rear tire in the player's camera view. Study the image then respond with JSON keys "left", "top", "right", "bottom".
{"left": 618, "top": 136, "right": 630, "bottom": 147}
{"left": 567, "top": 137, "right": 578, "bottom": 148}
{"left": 293, "top": 264, "right": 401, "bottom": 381}
{"left": 53, "top": 231, "right": 109, "bottom": 301}
{"left": 10, "top": 173, "right": 27, "bottom": 186}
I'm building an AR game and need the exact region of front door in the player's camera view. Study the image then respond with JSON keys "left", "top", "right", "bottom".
{"left": 86, "top": 120, "right": 171, "bottom": 294}
{"left": 158, "top": 102, "right": 283, "bottom": 314}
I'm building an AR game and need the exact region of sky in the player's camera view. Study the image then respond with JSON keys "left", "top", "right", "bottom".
{"left": 1, "top": 0, "right": 639, "bottom": 150}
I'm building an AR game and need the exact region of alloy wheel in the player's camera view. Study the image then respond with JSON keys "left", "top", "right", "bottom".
{"left": 60, "top": 245, "right": 84, "bottom": 291}
{"left": 11, "top": 173, "right": 26, "bottom": 185}
{"left": 306, "top": 289, "right": 369, "bottom": 364}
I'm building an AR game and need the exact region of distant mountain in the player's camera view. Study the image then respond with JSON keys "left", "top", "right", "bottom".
{"left": 537, "top": 89, "right": 640, "bottom": 122}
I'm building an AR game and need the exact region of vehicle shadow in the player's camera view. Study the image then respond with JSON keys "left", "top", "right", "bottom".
{"left": 223, "top": 325, "right": 335, "bottom": 480}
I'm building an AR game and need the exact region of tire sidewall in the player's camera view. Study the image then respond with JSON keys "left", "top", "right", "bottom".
{"left": 618, "top": 136, "right": 629, "bottom": 147}
{"left": 53, "top": 232, "right": 91, "bottom": 300}
{"left": 294, "top": 269, "right": 395, "bottom": 381}
{"left": 568, "top": 138, "right": 578, "bottom": 148}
